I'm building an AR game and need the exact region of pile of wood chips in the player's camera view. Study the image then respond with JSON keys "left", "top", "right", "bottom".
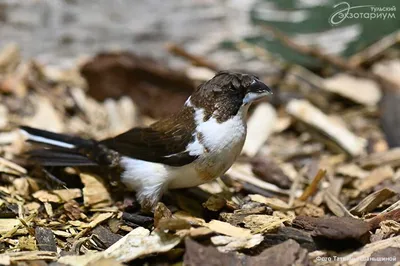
{"left": 1, "top": 35, "right": 400, "bottom": 266}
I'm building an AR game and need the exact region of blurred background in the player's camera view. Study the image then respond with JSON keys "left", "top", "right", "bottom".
{"left": 1, "top": 0, "right": 398, "bottom": 67}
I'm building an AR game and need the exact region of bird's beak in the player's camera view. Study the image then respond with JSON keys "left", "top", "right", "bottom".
{"left": 243, "top": 79, "right": 273, "bottom": 104}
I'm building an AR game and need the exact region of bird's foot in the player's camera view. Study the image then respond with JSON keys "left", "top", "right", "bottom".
{"left": 136, "top": 183, "right": 167, "bottom": 212}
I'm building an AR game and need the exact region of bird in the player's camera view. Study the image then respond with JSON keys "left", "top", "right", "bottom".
{"left": 20, "top": 71, "right": 272, "bottom": 210}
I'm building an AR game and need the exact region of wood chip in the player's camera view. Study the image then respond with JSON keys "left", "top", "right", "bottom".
{"left": 92, "top": 225, "right": 122, "bottom": 248}
{"left": 249, "top": 194, "right": 290, "bottom": 210}
{"left": 323, "top": 191, "right": 355, "bottom": 217}
{"left": 87, "top": 258, "right": 124, "bottom": 266}
{"left": 263, "top": 227, "right": 316, "bottom": 251}
{"left": 210, "top": 234, "right": 264, "bottom": 253}
{"left": 286, "top": 99, "right": 366, "bottom": 156}
{"left": 184, "top": 238, "right": 308, "bottom": 266}
{"left": 22, "top": 95, "right": 64, "bottom": 132}
{"left": 17, "top": 235, "right": 37, "bottom": 251}
{"left": 57, "top": 253, "right": 101, "bottom": 266}
{"left": 102, "top": 227, "right": 181, "bottom": 262}
{"left": 187, "top": 227, "right": 213, "bottom": 238}
{"left": 0, "top": 105, "right": 9, "bottom": 130}
{"left": 206, "top": 220, "right": 252, "bottom": 238}
{"left": 359, "top": 148, "right": 400, "bottom": 169}
{"left": 122, "top": 212, "right": 154, "bottom": 227}
{"left": 337, "top": 235, "right": 400, "bottom": 266}
{"left": 0, "top": 251, "right": 57, "bottom": 265}
{"left": 35, "top": 227, "right": 57, "bottom": 252}
{"left": 368, "top": 209, "right": 400, "bottom": 231}
{"left": 153, "top": 202, "right": 172, "bottom": 227}
{"left": 0, "top": 157, "right": 27, "bottom": 174}
{"left": 202, "top": 195, "right": 226, "bottom": 212}
{"left": 351, "top": 188, "right": 397, "bottom": 216}
{"left": 104, "top": 96, "right": 139, "bottom": 136}
{"left": 59, "top": 227, "right": 180, "bottom": 264}
{"left": 52, "top": 189, "right": 82, "bottom": 202}
{"left": 156, "top": 218, "right": 191, "bottom": 231}
{"left": 0, "top": 218, "right": 20, "bottom": 234}
{"left": 293, "top": 216, "right": 370, "bottom": 244}
{"left": 88, "top": 213, "right": 114, "bottom": 229}
{"left": 32, "top": 190, "right": 61, "bottom": 203}
{"left": 294, "top": 202, "right": 325, "bottom": 217}
{"left": 64, "top": 200, "right": 83, "bottom": 220}
{"left": 355, "top": 166, "right": 394, "bottom": 192}
{"left": 370, "top": 220, "right": 400, "bottom": 242}
{"left": 243, "top": 214, "right": 286, "bottom": 233}
{"left": 227, "top": 163, "right": 291, "bottom": 196}
{"left": 323, "top": 74, "right": 382, "bottom": 106}
{"left": 173, "top": 211, "right": 206, "bottom": 227}
{"left": 242, "top": 103, "right": 277, "bottom": 157}
{"left": 336, "top": 163, "right": 370, "bottom": 179}
{"left": 80, "top": 173, "right": 112, "bottom": 208}
{"left": 251, "top": 157, "right": 292, "bottom": 189}
{"left": 184, "top": 238, "right": 240, "bottom": 266}
{"left": 13, "top": 178, "right": 30, "bottom": 198}
{"left": 52, "top": 230, "right": 72, "bottom": 238}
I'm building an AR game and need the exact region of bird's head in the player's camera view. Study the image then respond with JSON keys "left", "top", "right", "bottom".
{"left": 188, "top": 71, "right": 273, "bottom": 122}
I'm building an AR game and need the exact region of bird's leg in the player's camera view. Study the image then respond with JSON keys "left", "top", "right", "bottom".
{"left": 137, "top": 182, "right": 168, "bottom": 212}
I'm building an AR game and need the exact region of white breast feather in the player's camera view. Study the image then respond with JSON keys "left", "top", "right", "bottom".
{"left": 120, "top": 156, "right": 198, "bottom": 205}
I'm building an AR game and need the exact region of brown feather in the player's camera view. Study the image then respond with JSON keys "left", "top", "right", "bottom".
{"left": 100, "top": 105, "right": 198, "bottom": 166}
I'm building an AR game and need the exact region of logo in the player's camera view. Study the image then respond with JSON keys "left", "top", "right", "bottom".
{"left": 329, "top": 2, "right": 396, "bottom": 26}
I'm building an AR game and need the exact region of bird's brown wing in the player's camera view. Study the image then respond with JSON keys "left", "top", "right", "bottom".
{"left": 100, "top": 125, "right": 198, "bottom": 167}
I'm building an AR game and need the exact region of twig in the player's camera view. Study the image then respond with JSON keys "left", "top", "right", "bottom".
{"left": 166, "top": 43, "right": 219, "bottom": 71}
{"left": 42, "top": 168, "right": 67, "bottom": 188}
{"left": 298, "top": 169, "right": 326, "bottom": 201}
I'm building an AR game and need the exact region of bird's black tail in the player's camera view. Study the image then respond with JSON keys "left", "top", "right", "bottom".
{"left": 20, "top": 126, "right": 98, "bottom": 166}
